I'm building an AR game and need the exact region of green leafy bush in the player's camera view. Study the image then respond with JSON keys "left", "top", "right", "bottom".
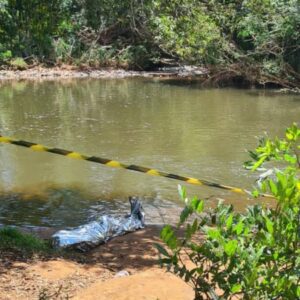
{"left": 151, "top": 2, "right": 221, "bottom": 64}
{"left": 0, "top": 43, "right": 12, "bottom": 63}
{"left": 157, "top": 123, "right": 300, "bottom": 300}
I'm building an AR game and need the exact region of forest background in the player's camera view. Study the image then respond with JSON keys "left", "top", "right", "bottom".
{"left": 0, "top": 0, "right": 299, "bottom": 87}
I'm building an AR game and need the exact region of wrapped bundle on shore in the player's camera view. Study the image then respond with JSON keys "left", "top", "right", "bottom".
{"left": 52, "top": 197, "right": 145, "bottom": 251}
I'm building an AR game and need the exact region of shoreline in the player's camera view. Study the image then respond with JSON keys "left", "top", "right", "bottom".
{"left": 1, "top": 66, "right": 299, "bottom": 93}
{"left": 0, "top": 66, "right": 208, "bottom": 81}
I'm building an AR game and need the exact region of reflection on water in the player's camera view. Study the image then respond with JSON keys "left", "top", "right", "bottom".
{"left": 0, "top": 79, "right": 299, "bottom": 227}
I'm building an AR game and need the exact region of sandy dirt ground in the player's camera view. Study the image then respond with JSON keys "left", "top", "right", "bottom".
{"left": 0, "top": 225, "right": 195, "bottom": 300}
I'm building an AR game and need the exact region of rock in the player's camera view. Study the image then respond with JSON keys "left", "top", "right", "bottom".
{"left": 114, "top": 270, "right": 130, "bottom": 278}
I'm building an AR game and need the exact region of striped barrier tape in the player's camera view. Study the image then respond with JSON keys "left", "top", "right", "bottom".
{"left": 0, "top": 134, "right": 273, "bottom": 198}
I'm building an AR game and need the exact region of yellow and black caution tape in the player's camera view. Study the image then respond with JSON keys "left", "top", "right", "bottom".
{"left": 0, "top": 134, "right": 273, "bottom": 198}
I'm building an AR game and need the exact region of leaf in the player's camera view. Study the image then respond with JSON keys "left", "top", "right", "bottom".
{"left": 273, "top": 251, "right": 279, "bottom": 260}
{"left": 184, "top": 219, "right": 199, "bottom": 240}
{"left": 265, "top": 217, "right": 274, "bottom": 234}
{"left": 286, "top": 132, "right": 294, "bottom": 141}
{"left": 238, "top": 29, "right": 250, "bottom": 38}
{"left": 226, "top": 214, "right": 233, "bottom": 230}
{"left": 244, "top": 160, "right": 254, "bottom": 170}
{"left": 234, "top": 220, "right": 244, "bottom": 235}
{"left": 185, "top": 223, "right": 192, "bottom": 240}
{"left": 179, "top": 206, "right": 191, "bottom": 225}
{"left": 160, "top": 225, "right": 178, "bottom": 250}
{"left": 255, "top": 245, "right": 266, "bottom": 261}
{"left": 252, "top": 189, "right": 259, "bottom": 198}
{"left": 284, "top": 153, "right": 297, "bottom": 164}
{"left": 190, "top": 197, "right": 204, "bottom": 214}
{"left": 154, "top": 243, "right": 170, "bottom": 257}
{"left": 268, "top": 180, "right": 278, "bottom": 196}
{"left": 196, "top": 199, "right": 204, "bottom": 214}
{"left": 224, "top": 240, "right": 238, "bottom": 256}
{"left": 207, "top": 228, "right": 221, "bottom": 240}
{"left": 231, "top": 283, "right": 242, "bottom": 293}
{"left": 297, "top": 285, "right": 300, "bottom": 298}
{"left": 252, "top": 155, "right": 267, "bottom": 171}
{"left": 277, "top": 171, "right": 287, "bottom": 189}
{"left": 248, "top": 150, "right": 259, "bottom": 160}
{"left": 178, "top": 184, "right": 186, "bottom": 201}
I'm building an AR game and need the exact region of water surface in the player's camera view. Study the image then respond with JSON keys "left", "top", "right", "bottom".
{"left": 0, "top": 79, "right": 299, "bottom": 227}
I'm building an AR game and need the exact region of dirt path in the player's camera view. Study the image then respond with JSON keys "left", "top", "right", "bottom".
{"left": 0, "top": 226, "right": 194, "bottom": 300}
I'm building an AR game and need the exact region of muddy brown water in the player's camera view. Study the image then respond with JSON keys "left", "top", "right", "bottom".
{"left": 0, "top": 78, "right": 299, "bottom": 227}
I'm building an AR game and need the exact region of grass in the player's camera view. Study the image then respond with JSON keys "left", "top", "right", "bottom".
{"left": 0, "top": 226, "right": 51, "bottom": 254}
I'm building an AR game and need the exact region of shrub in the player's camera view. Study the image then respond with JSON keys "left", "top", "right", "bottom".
{"left": 0, "top": 47, "right": 12, "bottom": 63}
{"left": 157, "top": 123, "right": 300, "bottom": 299}
{"left": 151, "top": 2, "right": 222, "bottom": 64}
{"left": 9, "top": 57, "right": 28, "bottom": 70}
{"left": 52, "top": 37, "right": 74, "bottom": 64}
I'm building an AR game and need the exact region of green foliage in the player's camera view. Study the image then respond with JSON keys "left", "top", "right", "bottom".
{"left": 234, "top": 0, "right": 300, "bottom": 75}
{"left": 116, "top": 45, "right": 152, "bottom": 69}
{"left": 157, "top": 124, "right": 300, "bottom": 300}
{"left": 0, "top": 49, "right": 11, "bottom": 62}
{"left": 0, "top": 0, "right": 299, "bottom": 84}
{"left": 9, "top": 57, "right": 28, "bottom": 70}
{"left": 151, "top": 1, "right": 221, "bottom": 64}
{"left": 52, "top": 37, "right": 75, "bottom": 64}
{"left": 0, "top": 227, "right": 50, "bottom": 253}
{"left": 0, "top": 39, "right": 12, "bottom": 63}
{"left": 0, "top": 0, "right": 72, "bottom": 58}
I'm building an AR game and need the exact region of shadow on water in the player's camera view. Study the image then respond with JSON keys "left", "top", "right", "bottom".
{"left": 154, "top": 78, "right": 300, "bottom": 99}
{"left": 0, "top": 187, "right": 184, "bottom": 228}
{"left": 153, "top": 78, "right": 251, "bottom": 89}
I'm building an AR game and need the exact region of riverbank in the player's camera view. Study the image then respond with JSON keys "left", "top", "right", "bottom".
{"left": 0, "top": 66, "right": 208, "bottom": 81}
{"left": 0, "top": 225, "right": 194, "bottom": 300}
{"left": 1, "top": 66, "right": 299, "bottom": 92}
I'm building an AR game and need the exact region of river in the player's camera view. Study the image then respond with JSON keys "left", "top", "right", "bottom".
{"left": 0, "top": 78, "right": 299, "bottom": 227}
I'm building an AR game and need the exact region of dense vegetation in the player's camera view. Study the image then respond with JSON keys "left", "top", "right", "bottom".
{"left": 0, "top": 0, "right": 299, "bottom": 87}
{"left": 157, "top": 123, "right": 300, "bottom": 299}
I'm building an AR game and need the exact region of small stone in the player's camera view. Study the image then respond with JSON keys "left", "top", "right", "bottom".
{"left": 114, "top": 270, "right": 130, "bottom": 278}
